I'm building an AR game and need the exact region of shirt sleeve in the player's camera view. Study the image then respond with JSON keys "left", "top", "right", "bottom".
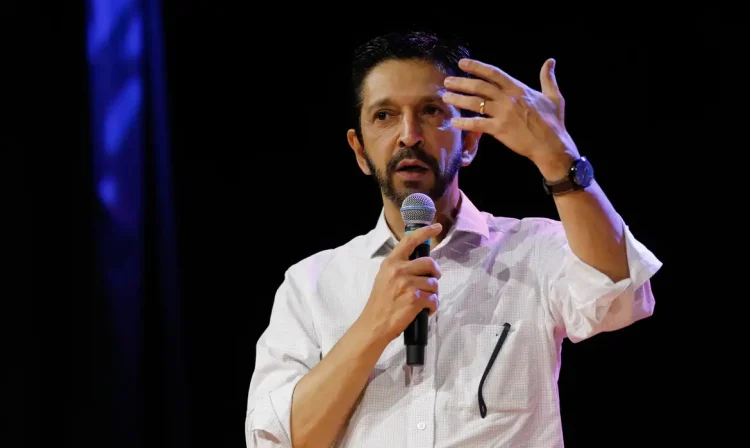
{"left": 536, "top": 215, "right": 663, "bottom": 343}
{"left": 245, "top": 264, "right": 322, "bottom": 447}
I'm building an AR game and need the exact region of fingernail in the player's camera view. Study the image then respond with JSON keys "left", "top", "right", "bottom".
{"left": 431, "top": 223, "right": 442, "bottom": 229}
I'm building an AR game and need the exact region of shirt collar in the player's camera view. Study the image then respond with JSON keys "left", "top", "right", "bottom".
{"left": 366, "top": 190, "right": 490, "bottom": 258}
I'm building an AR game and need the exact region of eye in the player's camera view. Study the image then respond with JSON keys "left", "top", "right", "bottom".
{"left": 375, "top": 111, "right": 390, "bottom": 120}
{"left": 424, "top": 105, "right": 442, "bottom": 115}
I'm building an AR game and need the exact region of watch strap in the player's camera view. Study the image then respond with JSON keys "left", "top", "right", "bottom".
{"left": 543, "top": 176, "right": 578, "bottom": 195}
{"left": 542, "top": 157, "right": 590, "bottom": 195}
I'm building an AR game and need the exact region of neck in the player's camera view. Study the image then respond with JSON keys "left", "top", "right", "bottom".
{"left": 383, "top": 183, "right": 462, "bottom": 249}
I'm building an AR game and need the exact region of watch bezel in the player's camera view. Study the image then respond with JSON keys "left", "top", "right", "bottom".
{"left": 572, "top": 156, "right": 594, "bottom": 187}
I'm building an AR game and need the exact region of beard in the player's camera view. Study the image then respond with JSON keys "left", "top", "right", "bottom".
{"left": 363, "top": 145, "right": 462, "bottom": 207}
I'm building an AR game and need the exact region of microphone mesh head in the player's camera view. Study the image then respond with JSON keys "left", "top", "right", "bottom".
{"left": 400, "top": 193, "right": 436, "bottom": 225}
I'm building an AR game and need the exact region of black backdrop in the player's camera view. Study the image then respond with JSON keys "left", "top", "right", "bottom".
{"left": 30, "top": 4, "right": 726, "bottom": 448}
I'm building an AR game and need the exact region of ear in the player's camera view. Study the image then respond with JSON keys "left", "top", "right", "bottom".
{"left": 460, "top": 130, "right": 481, "bottom": 166}
{"left": 347, "top": 129, "right": 371, "bottom": 175}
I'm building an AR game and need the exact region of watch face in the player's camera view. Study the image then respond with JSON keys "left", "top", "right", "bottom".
{"left": 574, "top": 157, "right": 594, "bottom": 186}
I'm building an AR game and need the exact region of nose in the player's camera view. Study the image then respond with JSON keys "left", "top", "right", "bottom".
{"left": 398, "top": 113, "right": 424, "bottom": 148}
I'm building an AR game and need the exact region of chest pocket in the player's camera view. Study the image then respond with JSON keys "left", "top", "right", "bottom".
{"left": 457, "top": 320, "right": 539, "bottom": 416}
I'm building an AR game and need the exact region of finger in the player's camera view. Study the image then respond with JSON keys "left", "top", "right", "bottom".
{"left": 451, "top": 116, "right": 495, "bottom": 133}
{"left": 391, "top": 223, "right": 442, "bottom": 260}
{"left": 425, "top": 294, "right": 439, "bottom": 316}
{"left": 404, "top": 257, "right": 442, "bottom": 279}
{"left": 443, "top": 76, "right": 499, "bottom": 99}
{"left": 410, "top": 276, "right": 439, "bottom": 295}
{"left": 442, "top": 92, "right": 495, "bottom": 116}
{"left": 459, "top": 58, "right": 523, "bottom": 92}
{"left": 406, "top": 293, "right": 438, "bottom": 317}
{"left": 539, "top": 59, "right": 562, "bottom": 102}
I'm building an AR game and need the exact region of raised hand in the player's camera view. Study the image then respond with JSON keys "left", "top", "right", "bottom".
{"left": 442, "top": 58, "right": 581, "bottom": 179}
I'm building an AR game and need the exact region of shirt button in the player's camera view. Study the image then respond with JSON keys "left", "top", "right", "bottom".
{"left": 417, "top": 422, "right": 426, "bottom": 430}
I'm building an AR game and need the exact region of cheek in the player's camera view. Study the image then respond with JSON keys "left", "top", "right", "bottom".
{"left": 363, "top": 127, "right": 399, "bottom": 156}
{"left": 364, "top": 120, "right": 399, "bottom": 143}
{"left": 362, "top": 136, "right": 391, "bottom": 167}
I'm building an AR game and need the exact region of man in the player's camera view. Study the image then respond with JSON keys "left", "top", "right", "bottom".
{"left": 245, "top": 31, "right": 662, "bottom": 447}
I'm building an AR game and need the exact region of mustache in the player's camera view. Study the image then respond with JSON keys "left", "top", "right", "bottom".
{"left": 386, "top": 146, "right": 440, "bottom": 174}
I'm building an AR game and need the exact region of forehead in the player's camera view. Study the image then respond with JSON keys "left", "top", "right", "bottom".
{"left": 362, "top": 59, "right": 447, "bottom": 106}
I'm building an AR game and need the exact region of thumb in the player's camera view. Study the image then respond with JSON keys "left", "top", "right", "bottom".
{"left": 540, "top": 58, "right": 564, "bottom": 119}
{"left": 392, "top": 223, "right": 442, "bottom": 260}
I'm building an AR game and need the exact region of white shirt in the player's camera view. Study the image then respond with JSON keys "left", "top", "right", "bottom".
{"left": 245, "top": 190, "right": 662, "bottom": 447}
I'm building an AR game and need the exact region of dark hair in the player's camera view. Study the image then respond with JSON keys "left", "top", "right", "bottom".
{"left": 350, "top": 30, "right": 476, "bottom": 143}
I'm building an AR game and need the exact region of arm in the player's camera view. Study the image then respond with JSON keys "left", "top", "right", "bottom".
{"left": 247, "top": 224, "right": 442, "bottom": 447}
{"left": 442, "top": 57, "right": 662, "bottom": 341}
{"left": 537, "top": 155, "right": 629, "bottom": 283}
{"left": 245, "top": 265, "right": 321, "bottom": 447}
{"left": 290, "top": 319, "right": 387, "bottom": 447}
{"left": 290, "top": 223, "right": 442, "bottom": 446}
{"left": 246, "top": 260, "right": 383, "bottom": 448}
{"left": 531, "top": 127, "right": 662, "bottom": 342}
{"left": 534, "top": 207, "right": 662, "bottom": 342}
{"left": 520, "top": 63, "right": 661, "bottom": 339}
{"left": 246, "top": 263, "right": 386, "bottom": 448}
{"left": 441, "top": 56, "right": 638, "bottom": 281}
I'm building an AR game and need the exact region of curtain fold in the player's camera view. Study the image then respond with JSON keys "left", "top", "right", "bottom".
{"left": 87, "top": 0, "right": 186, "bottom": 445}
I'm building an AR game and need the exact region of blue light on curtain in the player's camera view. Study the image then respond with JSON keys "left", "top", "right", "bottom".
{"left": 87, "top": 0, "right": 143, "bottom": 382}
{"left": 87, "top": 0, "right": 186, "bottom": 445}
{"left": 87, "top": 0, "right": 144, "bottom": 445}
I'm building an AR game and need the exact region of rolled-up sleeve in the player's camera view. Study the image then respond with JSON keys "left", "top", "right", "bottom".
{"left": 246, "top": 265, "right": 322, "bottom": 447}
{"left": 537, "top": 216, "right": 663, "bottom": 343}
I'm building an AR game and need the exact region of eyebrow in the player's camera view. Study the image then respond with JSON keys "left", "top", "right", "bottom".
{"left": 365, "top": 94, "right": 446, "bottom": 114}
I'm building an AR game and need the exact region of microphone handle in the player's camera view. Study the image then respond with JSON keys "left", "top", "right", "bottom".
{"left": 404, "top": 223, "right": 432, "bottom": 366}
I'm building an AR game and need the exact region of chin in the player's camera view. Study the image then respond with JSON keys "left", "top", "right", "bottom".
{"left": 399, "top": 180, "right": 432, "bottom": 192}
{"left": 386, "top": 173, "right": 439, "bottom": 204}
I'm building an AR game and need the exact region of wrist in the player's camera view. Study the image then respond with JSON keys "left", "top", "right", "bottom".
{"left": 531, "top": 136, "right": 580, "bottom": 181}
{"left": 350, "top": 317, "right": 391, "bottom": 355}
{"left": 535, "top": 146, "right": 580, "bottom": 179}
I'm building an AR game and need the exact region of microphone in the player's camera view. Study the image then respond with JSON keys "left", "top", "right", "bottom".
{"left": 400, "top": 193, "right": 437, "bottom": 366}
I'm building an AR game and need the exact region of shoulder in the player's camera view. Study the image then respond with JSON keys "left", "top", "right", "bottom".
{"left": 284, "top": 229, "right": 376, "bottom": 286}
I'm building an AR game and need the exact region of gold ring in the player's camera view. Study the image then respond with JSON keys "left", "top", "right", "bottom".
{"left": 479, "top": 100, "right": 486, "bottom": 115}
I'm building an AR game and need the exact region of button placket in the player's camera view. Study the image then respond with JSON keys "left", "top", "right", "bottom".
{"left": 408, "top": 329, "right": 437, "bottom": 446}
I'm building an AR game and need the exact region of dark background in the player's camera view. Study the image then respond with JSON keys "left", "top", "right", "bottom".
{"left": 25, "top": 3, "right": 726, "bottom": 448}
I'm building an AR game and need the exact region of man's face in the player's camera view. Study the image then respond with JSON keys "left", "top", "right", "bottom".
{"left": 353, "top": 59, "right": 467, "bottom": 206}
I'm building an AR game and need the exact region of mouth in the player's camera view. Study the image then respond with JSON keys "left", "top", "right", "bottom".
{"left": 395, "top": 159, "right": 430, "bottom": 172}
{"left": 395, "top": 160, "right": 430, "bottom": 181}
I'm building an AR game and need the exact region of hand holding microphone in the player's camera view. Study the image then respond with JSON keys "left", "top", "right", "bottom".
{"left": 357, "top": 219, "right": 441, "bottom": 358}
{"left": 356, "top": 193, "right": 440, "bottom": 366}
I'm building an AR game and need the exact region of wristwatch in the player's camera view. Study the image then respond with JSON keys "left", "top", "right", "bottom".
{"left": 542, "top": 156, "right": 594, "bottom": 195}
